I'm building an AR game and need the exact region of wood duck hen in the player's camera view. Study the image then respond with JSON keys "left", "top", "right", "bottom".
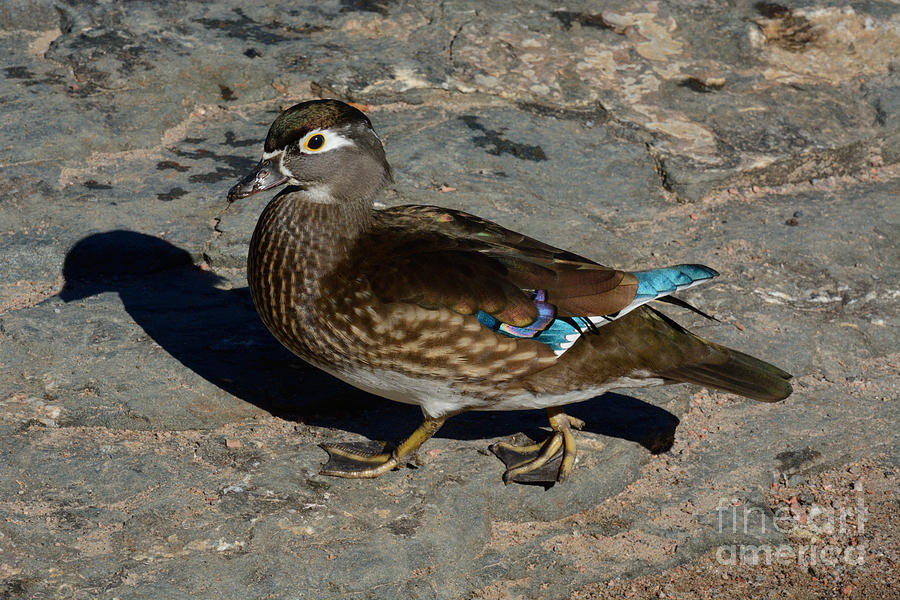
{"left": 227, "top": 99, "right": 792, "bottom": 485}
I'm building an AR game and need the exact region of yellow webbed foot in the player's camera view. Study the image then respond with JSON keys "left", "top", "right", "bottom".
{"left": 319, "top": 440, "right": 403, "bottom": 478}
{"left": 318, "top": 415, "right": 448, "bottom": 479}
{"left": 489, "top": 408, "right": 584, "bottom": 485}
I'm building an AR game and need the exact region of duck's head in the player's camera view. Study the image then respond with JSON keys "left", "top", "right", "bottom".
{"left": 227, "top": 99, "right": 392, "bottom": 203}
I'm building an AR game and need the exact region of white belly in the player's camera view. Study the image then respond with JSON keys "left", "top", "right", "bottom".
{"left": 316, "top": 362, "right": 664, "bottom": 419}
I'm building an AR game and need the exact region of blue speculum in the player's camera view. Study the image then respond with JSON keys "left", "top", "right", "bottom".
{"left": 475, "top": 265, "right": 718, "bottom": 357}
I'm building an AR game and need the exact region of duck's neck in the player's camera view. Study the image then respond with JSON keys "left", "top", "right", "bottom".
{"left": 248, "top": 189, "right": 372, "bottom": 318}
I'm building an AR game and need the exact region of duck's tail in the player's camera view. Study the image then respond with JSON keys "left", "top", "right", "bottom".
{"left": 645, "top": 307, "right": 792, "bottom": 402}
{"left": 661, "top": 343, "right": 792, "bottom": 402}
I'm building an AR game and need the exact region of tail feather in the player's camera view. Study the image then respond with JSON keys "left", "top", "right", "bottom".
{"left": 661, "top": 345, "right": 792, "bottom": 402}
{"left": 644, "top": 306, "right": 792, "bottom": 402}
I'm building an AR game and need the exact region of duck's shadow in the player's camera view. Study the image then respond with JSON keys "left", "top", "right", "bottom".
{"left": 59, "top": 230, "right": 679, "bottom": 453}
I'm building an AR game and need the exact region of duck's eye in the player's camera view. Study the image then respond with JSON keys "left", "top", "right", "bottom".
{"left": 304, "top": 134, "right": 325, "bottom": 151}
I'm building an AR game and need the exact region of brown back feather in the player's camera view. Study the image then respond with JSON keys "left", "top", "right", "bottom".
{"left": 347, "top": 205, "right": 639, "bottom": 325}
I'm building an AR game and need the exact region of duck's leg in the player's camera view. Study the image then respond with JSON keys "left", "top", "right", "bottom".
{"left": 319, "top": 415, "right": 448, "bottom": 478}
{"left": 490, "top": 407, "right": 585, "bottom": 485}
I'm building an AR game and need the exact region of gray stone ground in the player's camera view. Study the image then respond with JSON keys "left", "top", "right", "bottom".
{"left": 1, "top": 1, "right": 898, "bottom": 598}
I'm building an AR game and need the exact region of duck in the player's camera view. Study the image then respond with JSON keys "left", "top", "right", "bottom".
{"left": 227, "top": 99, "right": 792, "bottom": 485}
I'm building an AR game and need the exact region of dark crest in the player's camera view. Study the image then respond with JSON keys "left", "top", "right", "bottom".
{"left": 264, "top": 99, "right": 372, "bottom": 152}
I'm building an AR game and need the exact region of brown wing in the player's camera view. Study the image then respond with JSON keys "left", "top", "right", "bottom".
{"left": 350, "top": 205, "right": 639, "bottom": 325}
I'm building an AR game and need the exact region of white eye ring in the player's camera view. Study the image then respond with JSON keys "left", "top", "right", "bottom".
{"left": 299, "top": 128, "right": 354, "bottom": 154}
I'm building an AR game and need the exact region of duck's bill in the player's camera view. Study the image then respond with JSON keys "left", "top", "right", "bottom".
{"left": 227, "top": 156, "right": 288, "bottom": 202}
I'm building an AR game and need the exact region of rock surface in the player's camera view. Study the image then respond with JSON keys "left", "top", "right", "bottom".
{"left": 1, "top": 1, "right": 898, "bottom": 598}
